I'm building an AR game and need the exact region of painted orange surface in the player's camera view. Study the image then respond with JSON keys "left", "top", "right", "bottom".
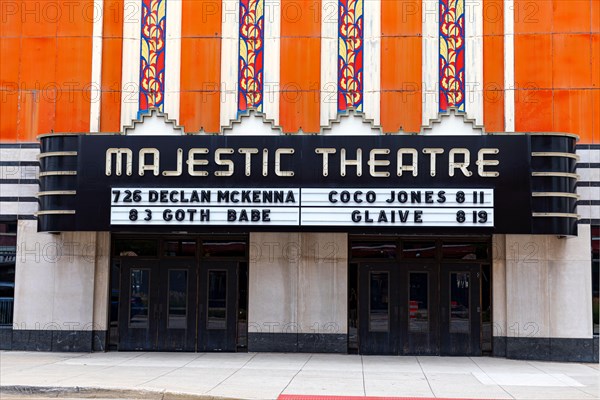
{"left": 15, "top": 37, "right": 57, "bottom": 141}
{"left": 380, "top": 1, "right": 421, "bottom": 133}
{"left": 514, "top": 0, "right": 599, "bottom": 143}
{"left": 54, "top": 36, "right": 93, "bottom": 132}
{"left": 100, "top": 0, "right": 124, "bottom": 132}
{"left": 0, "top": 0, "right": 599, "bottom": 143}
{"left": 593, "top": 91, "right": 600, "bottom": 144}
{"left": 553, "top": 34, "right": 592, "bottom": 89}
{"left": 514, "top": 0, "right": 553, "bottom": 34}
{"left": 515, "top": 90, "right": 553, "bottom": 132}
{"left": 0, "top": 1, "right": 21, "bottom": 37}
{"left": 0, "top": 37, "right": 20, "bottom": 139}
{"left": 180, "top": 38, "right": 222, "bottom": 132}
{"left": 553, "top": 90, "right": 594, "bottom": 138}
{"left": 593, "top": 1, "right": 600, "bottom": 33}
{"left": 553, "top": 0, "right": 591, "bottom": 33}
{"left": 593, "top": 34, "right": 600, "bottom": 89}
{"left": 179, "top": 0, "right": 222, "bottom": 133}
{"left": 280, "top": 1, "right": 321, "bottom": 133}
{"left": 515, "top": 34, "right": 553, "bottom": 90}
{"left": 483, "top": 0, "right": 504, "bottom": 133}
{"left": 0, "top": 37, "right": 20, "bottom": 141}
{"left": 0, "top": 1, "right": 94, "bottom": 141}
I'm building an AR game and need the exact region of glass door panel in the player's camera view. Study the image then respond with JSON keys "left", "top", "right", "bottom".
{"left": 207, "top": 270, "right": 228, "bottom": 330}
{"left": 129, "top": 269, "right": 150, "bottom": 328}
{"left": 167, "top": 269, "right": 188, "bottom": 329}
{"left": 118, "top": 260, "right": 159, "bottom": 351}
{"left": 369, "top": 272, "right": 390, "bottom": 332}
{"left": 440, "top": 265, "right": 481, "bottom": 356}
{"left": 158, "top": 261, "right": 197, "bottom": 351}
{"left": 449, "top": 272, "right": 470, "bottom": 334}
{"left": 403, "top": 265, "right": 438, "bottom": 355}
{"left": 358, "top": 264, "right": 399, "bottom": 354}
{"left": 198, "top": 262, "right": 238, "bottom": 352}
{"left": 409, "top": 272, "right": 429, "bottom": 333}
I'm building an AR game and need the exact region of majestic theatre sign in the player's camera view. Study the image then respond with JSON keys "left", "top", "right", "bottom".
{"left": 38, "top": 132, "right": 579, "bottom": 235}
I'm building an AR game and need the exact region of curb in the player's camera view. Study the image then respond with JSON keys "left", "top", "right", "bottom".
{"left": 0, "top": 385, "right": 239, "bottom": 400}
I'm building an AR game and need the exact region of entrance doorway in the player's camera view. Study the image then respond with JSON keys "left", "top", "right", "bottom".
{"left": 119, "top": 259, "right": 197, "bottom": 351}
{"left": 110, "top": 236, "right": 248, "bottom": 352}
{"left": 349, "top": 238, "right": 491, "bottom": 356}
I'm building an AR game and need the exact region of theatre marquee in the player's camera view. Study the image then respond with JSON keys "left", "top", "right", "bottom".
{"left": 37, "top": 134, "right": 578, "bottom": 235}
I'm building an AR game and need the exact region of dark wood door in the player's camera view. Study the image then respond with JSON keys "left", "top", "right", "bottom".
{"left": 198, "top": 261, "right": 238, "bottom": 352}
{"left": 118, "top": 259, "right": 160, "bottom": 351}
{"left": 358, "top": 264, "right": 400, "bottom": 355}
{"left": 439, "top": 264, "right": 481, "bottom": 356}
{"left": 403, "top": 264, "right": 439, "bottom": 355}
{"left": 157, "top": 260, "right": 197, "bottom": 351}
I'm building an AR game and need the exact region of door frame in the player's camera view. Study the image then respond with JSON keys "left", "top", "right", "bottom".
{"left": 439, "top": 263, "right": 482, "bottom": 356}
{"left": 118, "top": 258, "right": 160, "bottom": 351}
{"left": 358, "top": 263, "right": 400, "bottom": 355}
{"left": 402, "top": 263, "right": 439, "bottom": 355}
{"left": 156, "top": 259, "right": 198, "bottom": 351}
{"left": 110, "top": 234, "right": 249, "bottom": 352}
{"left": 349, "top": 236, "right": 492, "bottom": 356}
{"left": 197, "top": 261, "right": 239, "bottom": 352}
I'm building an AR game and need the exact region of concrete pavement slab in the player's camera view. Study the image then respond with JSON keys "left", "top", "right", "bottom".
{"left": 1, "top": 351, "right": 599, "bottom": 400}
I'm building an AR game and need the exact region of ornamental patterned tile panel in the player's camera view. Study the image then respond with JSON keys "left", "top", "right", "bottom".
{"left": 439, "top": 0, "right": 465, "bottom": 111}
{"left": 338, "top": 0, "right": 363, "bottom": 112}
{"left": 139, "top": 0, "right": 167, "bottom": 113}
{"left": 239, "top": 0, "right": 264, "bottom": 112}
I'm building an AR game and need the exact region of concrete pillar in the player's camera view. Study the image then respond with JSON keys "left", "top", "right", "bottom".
{"left": 491, "top": 234, "right": 507, "bottom": 353}
{"left": 92, "top": 232, "right": 110, "bottom": 351}
{"left": 498, "top": 225, "right": 596, "bottom": 362}
{"left": 12, "top": 220, "right": 101, "bottom": 351}
{"left": 248, "top": 232, "right": 348, "bottom": 352}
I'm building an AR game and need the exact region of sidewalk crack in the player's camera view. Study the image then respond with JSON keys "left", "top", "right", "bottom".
{"left": 278, "top": 354, "right": 313, "bottom": 397}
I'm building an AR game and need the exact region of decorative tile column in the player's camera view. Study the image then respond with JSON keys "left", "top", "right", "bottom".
{"left": 139, "top": 0, "right": 167, "bottom": 112}
{"left": 439, "top": 0, "right": 465, "bottom": 111}
{"left": 338, "top": 0, "right": 363, "bottom": 112}
{"left": 238, "top": 0, "right": 264, "bottom": 112}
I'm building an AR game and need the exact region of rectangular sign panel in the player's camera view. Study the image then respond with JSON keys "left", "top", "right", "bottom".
{"left": 301, "top": 188, "right": 494, "bottom": 207}
{"left": 110, "top": 187, "right": 493, "bottom": 228}
{"left": 70, "top": 135, "right": 532, "bottom": 232}
{"left": 110, "top": 188, "right": 300, "bottom": 207}
{"left": 300, "top": 207, "right": 493, "bottom": 227}
{"left": 111, "top": 206, "right": 300, "bottom": 226}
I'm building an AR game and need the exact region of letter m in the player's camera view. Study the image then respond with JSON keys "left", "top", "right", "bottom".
{"left": 106, "top": 148, "right": 133, "bottom": 176}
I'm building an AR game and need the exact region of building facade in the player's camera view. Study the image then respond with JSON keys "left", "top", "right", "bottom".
{"left": 0, "top": 0, "right": 598, "bottom": 361}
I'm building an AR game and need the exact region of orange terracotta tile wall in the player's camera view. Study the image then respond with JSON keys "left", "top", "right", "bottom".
{"left": 179, "top": 0, "right": 222, "bottom": 133}
{"left": 1, "top": 1, "right": 599, "bottom": 141}
{"left": 100, "top": 0, "right": 124, "bottom": 132}
{"left": 483, "top": 0, "right": 504, "bottom": 132}
{"left": 380, "top": 0, "right": 422, "bottom": 133}
{"left": 514, "top": 0, "right": 600, "bottom": 143}
{"left": 0, "top": 0, "right": 94, "bottom": 141}
{"left": 279, "top": 0, "right": 321, "bottom": 133}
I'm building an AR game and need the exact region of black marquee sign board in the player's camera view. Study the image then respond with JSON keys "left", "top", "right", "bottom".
{"left": 38, "top": 134, "right": 578, "bottom": 235}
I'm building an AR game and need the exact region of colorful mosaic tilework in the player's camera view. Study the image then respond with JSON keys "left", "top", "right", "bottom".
{"left": 139, "top": 0, "right": 167, "bottom": 112}
{"left": 239, "top": 0, "right": 264, "bottom": 112}
{"left": 338, "top": 0, "right": 363, "bottom": 112}
{"left": 439, "top": 0, "right": 465, "bottom": 111}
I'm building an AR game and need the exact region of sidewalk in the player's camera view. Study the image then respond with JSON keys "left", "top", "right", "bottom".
{"left": 0, "top": 351, "right": 598, "bottom": 400}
